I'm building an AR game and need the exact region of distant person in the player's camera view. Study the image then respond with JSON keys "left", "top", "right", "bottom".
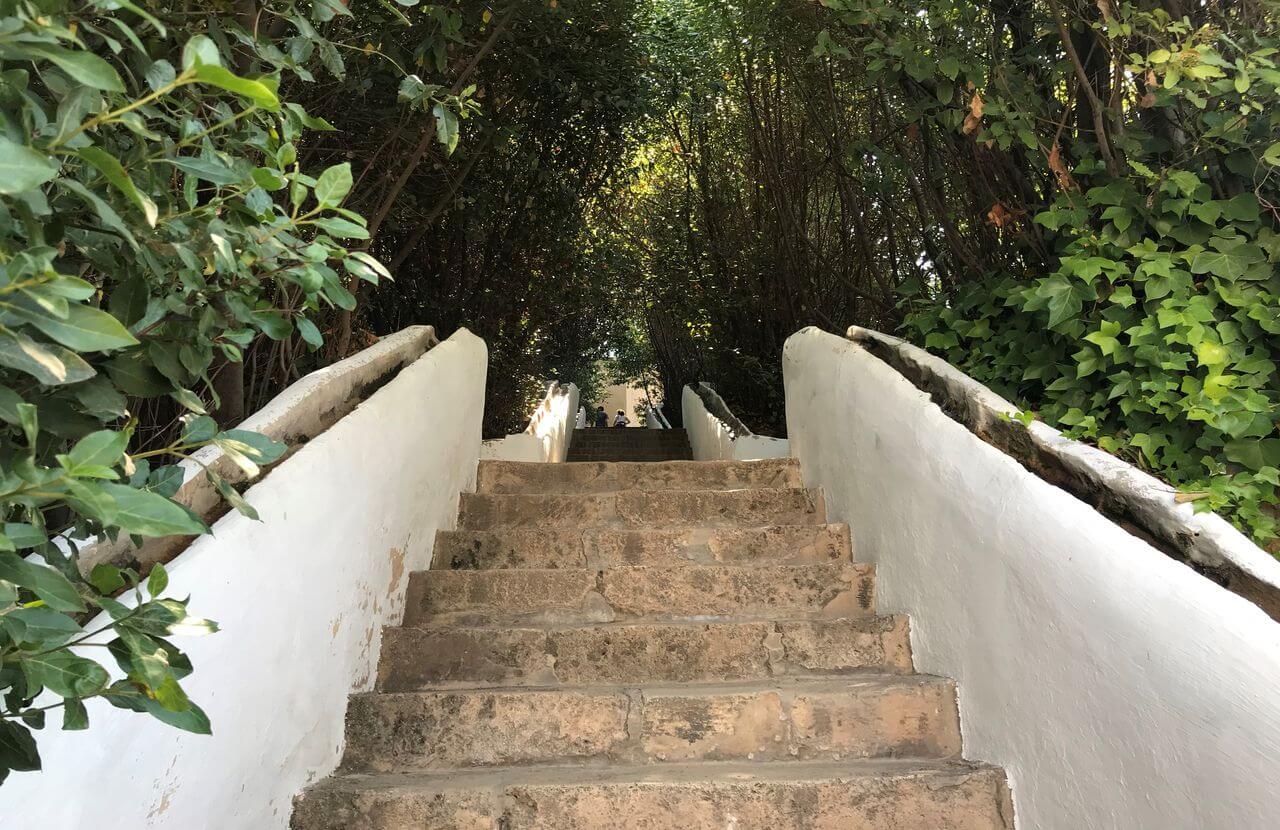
{"left": 594, "top": 406, "right": 608, "bottom": 428}
{"left": 614, "top": 409, "right": 630, "bottom": 428}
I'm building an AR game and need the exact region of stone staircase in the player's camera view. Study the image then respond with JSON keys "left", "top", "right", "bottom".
{"left": 291, "top": 458, "right": 1013, "bottom": 829}
{"left": 565, "top": 427, "right": 693, "bottom": 462}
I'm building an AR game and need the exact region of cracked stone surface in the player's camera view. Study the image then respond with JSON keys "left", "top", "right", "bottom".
{"left": 293, "top": 457, "right": 1012, "bottom": 829}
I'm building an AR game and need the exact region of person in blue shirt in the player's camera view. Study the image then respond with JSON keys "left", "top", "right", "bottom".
{"left": 593, "top": 406, "right": 608, "bottom": 427}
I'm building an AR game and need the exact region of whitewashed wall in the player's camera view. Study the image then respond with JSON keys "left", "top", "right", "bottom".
{"left": 682, "top": 384, "right": 789, "bottom": 461}
{"left": 76, "top": 325, "right": 440, "bottom": 574}
{"left": 480, "top": 381, "right": 579, "bottom": 463}
{"left": 783, "top": 327, "right": 1280, "bottom": 830}
{"left": 0, "top": 328, "right": 488, "bottom": 830}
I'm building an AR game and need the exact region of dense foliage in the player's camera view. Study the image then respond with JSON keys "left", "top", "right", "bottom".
{"left": 600, "top": 0, "right": 1277, "bottom": 550}
{"left": 288, "top": 0, "right": 652, "bottom": 436}
{"left": 819, "top": 0, "right": 1278, "bottom": 547}
{"left": 0, "top": 0, "right": 396, "bottom": 783}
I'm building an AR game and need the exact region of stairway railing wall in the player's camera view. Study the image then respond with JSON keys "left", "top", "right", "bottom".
{"left": 73, "top": 325, "right": 441, "bottom": 576}
{"left": 479, "top": 380, "right": 579, "bottom": 462}
{"left": 682, "top": 382, "right": 789, "bottom": 461}
{"left": 0, "top": 328, "right": 489, "bottom": 830}
{"left": 783, "top": 326, "right": 1280, "bottom": 830}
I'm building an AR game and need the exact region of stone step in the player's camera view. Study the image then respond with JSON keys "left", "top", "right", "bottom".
{"left": 458, "top": 488, "right": 825, "bottom": 530}
{"left": 292, "top": 760, "right": 1013, "bottom": 830}
{"left": 476, "top": 459, "right": 800, "bottom": 494}
{"left": 377, "top": 616, "right": 912, "bottom": 691}
{"left": 403, "top": 562, "right": 875, "bottom": 626}
{"left": 563, "top": 449, "right": 694, "bottom": 458}
{"left": 432, "top": 523, "right": 851, "bottom": 570}
{"left": 571, "top": 428, "right": 689, "bottom": 439}
{"left": 339, "top": 676, "right": 961, "bottom": 773}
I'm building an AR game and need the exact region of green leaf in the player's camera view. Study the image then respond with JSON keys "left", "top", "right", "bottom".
{"left": 218, "top": 429, "right": 286, "bottom": 464}
{"left": 65, "top": 429, "right": 130, "bottom": 470}
{"left": 295, "top": 317, "right": 323, "bottom": 348}
{"left": 141, "top": 695, "right": 211, "bottom": 734}
{"left": 313, "top": 162, "right": 353, "bottom": 208}
{"left": 147, "top": 563, "right": 169, "bottom": 597}
{"left": 4, "top": 607, "right": 82, "bottom": 647}
{"left": 1194, "top": 340, "right": 1230, "bottom": 367}
{"left": 21, "top": 650, "right": 110, "bottom": 697}
{"left": 145, "top": 58, "right": 177, "bottom": 92}
{"left": 89, "top": 563, "right": 126, "bottom": 595}
{"left": 3, "top": 523, "right": 46, "bottom": 549}
{"left": 0, "top": 721, "right": 40, "bottom": 773}
{"left": 6, "top": 302, "right": 140, "bottom": 352}
{"left": 0, "top": 553, "right": 86, "bottom": 613}
{"left": 77, "top": 147, "right": 158, "bottom": 226}
{"left": 312, "top": 217, "right": 369, "bottom": 239}
{"left": 432, "top": 104, "right": 459, "bottom": 155}
{"left": 181, "top": 415, "right": 218, "bottom": 444}
{"left": 98, "top": 484, "right": 207, "bottom": 537}
{"left": 169, "top": 388, "right": 207, "bottom": 414}
{"left": 66, "top": 479, "right": 119, "bottom": 525}
{"left": 0, "top": 329, "right": 95, "bottom": 385}
{"left": 0, "top": 136, "right": 59, "bottom": 195}
{"left": 16, "top": 43, "right": 124, "bottom": 92}
{"left": 104, "top": 353, "right": 169, "bottom": 396}
{"left": 163, "top": 156, "right": 241, "bottom": 186}
{"left": 181, "top": 35, "right": 222, "bottom": 70}
{"left": 190, "top": 64, "right": 280, "bottom": 110}
{"left": 62, "top": 699, "right": 89, "bottom": 730}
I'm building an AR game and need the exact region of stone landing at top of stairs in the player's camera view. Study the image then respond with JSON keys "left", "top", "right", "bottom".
{"left": 566, "top": 428, "right": 693, "bottom": 462}
{"left": 291, "top": 458, "right": 1013, "bottom": 830}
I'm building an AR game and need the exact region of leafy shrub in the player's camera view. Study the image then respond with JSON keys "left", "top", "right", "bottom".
{"left": 885, "top": 4, "right": 1274, "bottom": 550}
{"left": 0, "top": 2, "right": 387, "bottom": 783}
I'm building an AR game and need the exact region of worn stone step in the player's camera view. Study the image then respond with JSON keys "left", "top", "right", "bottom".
{"left": 432, "top": 523, "right": 851, "bottom": 570}
{"left": 403, "top": 562, "right": 875, "bottom": 626}
{"left": 571, "top": 428, "right": 689, "bottom": 438}
{"left": 340, "top": 676, "right": 960, "bottom": 773}
{"left": 476, "top": 460, "right": 800, "bottom": 494}
{"left": 458, "top": 488, "right": 825, "bottom": 530}
{"left": 292, "top": 760, "right": 1012, "bottom": 830}
{"left": 377, "top": 616, "right": 912, "bottom": 691}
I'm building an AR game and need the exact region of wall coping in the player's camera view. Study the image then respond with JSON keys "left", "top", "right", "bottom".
{"left": 76, "top": 325, "right": 440, "bottom": 574}
{"left": 846, "top": 325, "right": 1280, "bottom": 621}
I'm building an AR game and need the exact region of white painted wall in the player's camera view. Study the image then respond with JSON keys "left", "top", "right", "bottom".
{"left": 0, "top": 328, "right": 488, "bottom": 830}
{"left": 682, "top": 384, "right": 789, "bottom": 462}
{"left": 782, "top": 327, "right": 1280, "bottom": 829}
{"left": 76, "top": 325, "right": 441, "bottom": 574}
{"left": 479, "top": 381, "right": 579, "bottom": 462}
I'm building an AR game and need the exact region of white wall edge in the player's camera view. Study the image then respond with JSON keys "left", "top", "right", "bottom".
{"left": 847, "top": 324, "right": 1280, "bottom": 618}
{"left": 682, "top": 383, "right": 788, "bottom": 461}
{"left": 76, "top": 325, "right": 441, "bottom": 575}
{"left": 784, "top": 326, "right": 1280, "bottom": 829}
{"left": 480, "top": 381, "right": 579, "bottom": 463}
{"left": 0, "top": 328, "right": 488, "bottom": 830}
